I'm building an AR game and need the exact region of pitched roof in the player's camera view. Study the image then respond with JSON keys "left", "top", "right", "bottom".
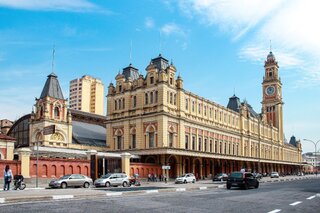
{"left": 0, "top": 134, "right": 16, "bottom": 141}
{"left": 151, "top": 54, "right": 169, "bottom": 71}
{"left": 40, "top": 72, "right": 64, "bottom": 100}
{"left": 72, "top": 121, "right": 106, "bottom": 147}
{"left": 289, "top": 135, "right": 297, "bottom": 147}
{"left": 122, "top": 64, "right": 140, "bottom": 81}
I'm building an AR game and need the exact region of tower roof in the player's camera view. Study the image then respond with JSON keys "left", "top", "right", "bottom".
{"left": 227, "top": 94, "right": 241, "bottom": 112}
{"left": 122, "top": 63, "right": 139, "bottom": 81}
{"left": 289, "top": 135, "right": 297, "bottom": 147}
{"left": 40, "top": 72, "right": 64, "bottom": 100}
{"left": 151, "top": 54, "right": 169, "bottom": 71}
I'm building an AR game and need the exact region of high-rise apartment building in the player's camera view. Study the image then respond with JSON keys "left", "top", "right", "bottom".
{"left": 69, "top": 75, "right": 104, "bottom": 115}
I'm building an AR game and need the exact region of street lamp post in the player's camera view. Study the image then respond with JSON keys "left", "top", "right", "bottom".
{"left": 303, "top": 139, "right": 320, "bottom": 175}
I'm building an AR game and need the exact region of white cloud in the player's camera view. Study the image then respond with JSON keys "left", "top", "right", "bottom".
{"left": 160, "top": 23, "right": 186, "bottom": 37}
{"left": 0, "top": 0, "right": 100, "bottom": 12}
{"left": 178, "top": 0, "right": 320, "bottom": 85}
{"left": 145, "top": 17, "right": 155, "bottom": 29}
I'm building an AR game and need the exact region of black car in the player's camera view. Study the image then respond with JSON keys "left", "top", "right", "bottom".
{"left": 226, "top": 172, "right": 259, "bottom": 189}
{"left": 213, "top": 173, "right": 229, "bottom": 181}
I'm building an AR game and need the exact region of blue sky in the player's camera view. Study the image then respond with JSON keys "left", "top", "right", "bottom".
{"left": 0, "top": 0, "right": 319, "bottom": 153}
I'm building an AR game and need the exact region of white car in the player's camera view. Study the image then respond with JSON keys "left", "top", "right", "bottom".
{"left": 270, "top": 172, "right": 279, "bottom": 178}
{"left": 175, "top": 173, "right": 196, "bottom": 184}
{"left": 94, "top": 173, "right": 130, "bottom": 187}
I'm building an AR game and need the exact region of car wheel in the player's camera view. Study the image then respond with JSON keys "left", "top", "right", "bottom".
{"left": 123, "top": 181, "right": 129, "bottom": 187}
{"left": 254, "top": 182, "right": 259, "bottom": 189}
{"left": 192, "top": 179, "right": 195, "bottom": 183}
{"left": 61, "top": 182, "right": 67, "bottom": 189}
{"left": 226, "top": 184, "right": 231, "bottom": 189}
{"left": 184, "top": 180, "right": 187, "bottom": 184}
{"left": 83, "top": 182, "right": 90, "bottom": 188}
{"left": 105, "top": 182, "right": 111, "bottom": 187}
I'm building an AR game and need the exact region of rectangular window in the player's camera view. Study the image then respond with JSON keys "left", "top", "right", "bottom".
{"left": 170, "top": 93, "right": 173, "bottom": 104}
{"left": 185, "top": 135, "right": 189, "bottom": 149}
{"left": 133, "top": 96, "right": 137, "bottom": 108}
{"left": 150, "top": 76, "right": 154, "bottom": 84}
{"left": 198, "top": 137, "right": 202, "bottom": 151}
{"left": 204, "top": 138, "right": 207, "bottom": 152}
{"left": 210, "top": 140, "right": 213, "bottom": 152}
{"left": 155, "top": 91, "right": 158, "bottom": 103}
{"left": 174, "top": 94, "right": 176, "bottom": 105}
{"left": 149, "top": 132, "right": 155, "bottom": 148}
{"left": 185, "top": 99, "right": 188, "bottom": 110}
{"left": 192, "top": 136, "right": 196, "bottom": 150}
{"left": 132, "top": 134, "right": 136, "bottom": 149}
{"left": 198, "top": 103, "right": 201, "bottom": 113}
{"left": 145, "top": 93, "right": 148, "bottom": 104}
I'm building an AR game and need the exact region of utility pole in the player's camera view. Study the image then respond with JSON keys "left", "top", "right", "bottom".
{"left": 303, "top": 139, "right": 320, "bottom": 175}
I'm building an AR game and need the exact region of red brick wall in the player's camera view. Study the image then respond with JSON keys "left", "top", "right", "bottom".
{"left": 0, "top": 160, "right": 21, "bottom": 177}
{"left": 130, "top": 163, "right": 162, "bottom": 178}
{"left": 30, "top": 157, "right": 90, "bottom": 178}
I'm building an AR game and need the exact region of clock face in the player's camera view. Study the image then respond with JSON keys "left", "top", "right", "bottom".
{"left": 266, "top": 86, "right": 275, "bottom": 96}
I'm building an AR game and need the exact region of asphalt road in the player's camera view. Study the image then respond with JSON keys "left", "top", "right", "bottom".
{"left": 0, "top": 179, "right": 319, "bottom": 213}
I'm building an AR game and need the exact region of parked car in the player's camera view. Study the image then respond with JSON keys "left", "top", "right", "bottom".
{"left": 226, "top": 172, "right": 259, "bottom": 190}
{"left": 94, "top": 173, "right": 130, "bottom": 187}
{"left": 212, "top": 173, "right": 229, "bottom": 181}
{"left": 49, "top": 174, "right": 93, "bottom": 189}
{"left": 175, "top": 173, "right": 196, "bottom": 184}
{"left": 253, "top": 173, "right": 262, "bottom": 180}
{"left": 270, "top": 172, "right": 279, "bottom": 178}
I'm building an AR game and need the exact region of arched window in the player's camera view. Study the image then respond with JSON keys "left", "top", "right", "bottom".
{"left": 130, "top": 128, "right": 136, "bottom": 149}
{"left": 117, "top": 135, "right": 122, "bottom": 150}
{"left": 114, "top": 100, "right": 117, "bottom": 110}
{"left": 150, "top": 92, "right": 154, "bottom": 104}
{"left": 40, "top": 106, "right": 44, "bottom": 117}
{"left": 54, "top": 107, "right": 60, "bottom": 118}
{"left": 118, "top": 99, "right": 122, "bottom": 109}
{"left": 147, "top": 126, "right": 155, "bottom": 148}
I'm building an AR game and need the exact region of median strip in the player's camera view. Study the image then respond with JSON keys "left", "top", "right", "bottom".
{"left": 289, "top": 201, "right": 302, "bottom": 206}
{"left": 145, "top": 190, "right": 158, "bottom": 194}
{"left": 106, "top": 192, "right": 123, "bottom": 196}
{"left": 52, "top": 195, "right": 74, "bottom": 200}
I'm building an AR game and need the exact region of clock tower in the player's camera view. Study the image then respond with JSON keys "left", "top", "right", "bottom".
{"left": 262, "top": 51, "right": 284, "bottom": 142}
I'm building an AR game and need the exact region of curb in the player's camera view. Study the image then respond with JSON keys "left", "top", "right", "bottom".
{"left": 0, "top": 176, "right": 317, "bottom": 204}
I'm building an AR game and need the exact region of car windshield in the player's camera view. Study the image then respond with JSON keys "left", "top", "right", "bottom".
{"left": 60, "top": 175, "right": 71, "bottom": 180}
{"left": 178, "top": 174, "right": 186, "bottom": 178}
{"left": 230, "top": 172, "right": 243, "bottom": 178}
{"left": 100, "top": 174, "right": 112, "bottom": 179}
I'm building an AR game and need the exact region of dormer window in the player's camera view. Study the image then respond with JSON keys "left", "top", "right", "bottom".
{"left": 150, "top": 76, "right": 154, "bottom": 84}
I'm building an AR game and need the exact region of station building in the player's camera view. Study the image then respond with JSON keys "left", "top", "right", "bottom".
{"left": 106, "top": 52, "right": 302, "bottom": 179}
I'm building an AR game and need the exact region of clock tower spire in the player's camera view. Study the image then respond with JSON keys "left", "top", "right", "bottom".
{"left": 262, "top": 51, "right": 284, "bottom": 142}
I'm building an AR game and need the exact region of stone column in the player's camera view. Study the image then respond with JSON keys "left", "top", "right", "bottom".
{"left": 17, "top": 148, "right": 32, "bottom": 178}
{"left": 121, "top": 152, "right": 131, "bottom": 175}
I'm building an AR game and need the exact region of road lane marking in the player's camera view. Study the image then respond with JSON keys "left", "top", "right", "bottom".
{"left": 306, "top": 196, "right": 315, "bottom": 200}
{"left": 176, "top": 188, "right": 186, "bottom": 192}
{"left": 145, "top": 190, "right": 158, "bottom": 193}
{"left": 289, "top": 201, "right": 302, "bottom": 206}
{"left": 199, "top": 186, "right": 207, "bottom": 190}
{"left": 52, "top": 195, "right": 74, "bottom": 200}
{"left": 268, "top": 209, "right": 281, "bottom": 213}
{"left": 106, "top": 192, "right": 123, "bottom": 196}
{"left": 0, "top": 198, "right": 5, "bottom": 203}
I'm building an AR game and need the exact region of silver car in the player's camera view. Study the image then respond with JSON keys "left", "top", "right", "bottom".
{"left": 94, "top": 173, "right": 130, "bottom": 187}
{"left": 49, "top": 174, "right": 93, "bottom": 189}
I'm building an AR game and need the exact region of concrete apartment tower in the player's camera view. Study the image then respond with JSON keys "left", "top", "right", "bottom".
{"left": 69, "top": 75, "right": 105, "bottom": 115}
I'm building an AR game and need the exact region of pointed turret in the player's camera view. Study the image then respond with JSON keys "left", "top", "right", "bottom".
{"left": 40, "top": 72, "right": 64, "bottom": 100}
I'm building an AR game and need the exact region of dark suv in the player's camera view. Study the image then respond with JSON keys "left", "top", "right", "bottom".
{"left": 226, "top": 172, "right": 259, "bottom": 190}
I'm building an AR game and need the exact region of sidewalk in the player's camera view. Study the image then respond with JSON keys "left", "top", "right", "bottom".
{"left": 0, "top": 175, "right": 319, "bottom": 204}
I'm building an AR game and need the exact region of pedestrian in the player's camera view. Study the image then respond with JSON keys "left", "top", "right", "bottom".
{"left": 148, "top": 173, "right": 151, "bottom": 182}
{"left": 164, "top": 174, "right": 167, "bottom": 183}
{"left": 3, "top": 165, "right": 13, "bottom": 191}
{"left": 154, "top": 174, "right": 157, "bottom": 182}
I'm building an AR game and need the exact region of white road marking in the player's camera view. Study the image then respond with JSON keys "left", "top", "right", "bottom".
{"left": 52, "top": 195, "right": 74, "bottom": 200}
{"left": 145, "top": 190, "right": 158, "bottom": 193}
{"left": 306, "top": 195, "right": 315, "bottom": 200}
{"left": 268, "top": 209, "right": 281, "bottom": 213}
{"left": 289, "top": 201, "right": 302, "bottom": 206}
{"left": 106, "top": 192, "right": 123, "bottom": 196}
{"left": 176, "top": 188, "right": 186, "bottom": 192}
{"left": 199, "top": 186, "right": 207, "bottom": 190}
{"left": 0, "top": 198, "right": 5, "bottom": 203}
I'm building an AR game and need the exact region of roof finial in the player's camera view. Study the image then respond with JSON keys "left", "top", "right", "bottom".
{"left": 52, "top": 44, "right": 55, "bottom": 74}
{"left": 233, "top": 87, "right": 236, "bottom": 96}
{"left": 269, "top": 40, "right": 272, "bottom": 53}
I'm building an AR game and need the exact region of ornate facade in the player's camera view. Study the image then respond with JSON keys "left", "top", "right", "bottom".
{"left": 106, "top": 53, "right": 302, "bottom": 178}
